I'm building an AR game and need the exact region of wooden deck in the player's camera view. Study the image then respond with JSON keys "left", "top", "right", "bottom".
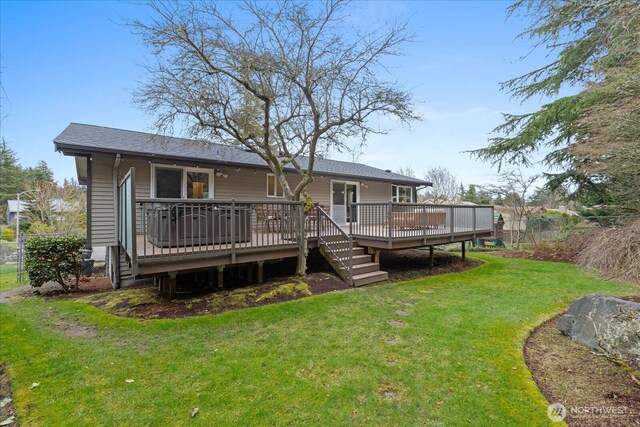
{"left": 118, "top": 198, "right": 495, "bottom": 279}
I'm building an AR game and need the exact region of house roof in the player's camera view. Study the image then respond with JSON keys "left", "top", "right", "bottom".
{"left": 54, "top": 123, "right": 430, "bottom": 186}
{"left": 7, "top": 200, "right": 29, "bottom": 213}
{"left": 6, "top": 200, "right": 30, "bottom": 214}
{"left": 7, "top": 199, "right": 73, "bottom": 213}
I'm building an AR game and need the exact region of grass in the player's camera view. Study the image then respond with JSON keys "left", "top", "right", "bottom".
{"left": 0, "top": 264, "right": 25, "bottom": 291}
{"left": 0, "top": 254, "right": 637, "bottom": 426}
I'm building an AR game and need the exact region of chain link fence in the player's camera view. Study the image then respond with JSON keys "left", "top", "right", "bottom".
{"left": 500, "top": 215, "right": 640, "bottom": 247}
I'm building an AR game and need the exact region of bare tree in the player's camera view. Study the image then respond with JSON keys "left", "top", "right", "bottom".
{"left": 396, "top": 166, "right": 416, "bottom": 178}
{"left": 133, "top": 0, "right": 419, "bottom": 274}
{"left": 424, "top": 167, "right": 459, "bottom": 203}
{"left": 24, "top": 181, "right": 86, "bottom": 235}
{"left": 486, "top": 168, "right": 539, "bottom": 248}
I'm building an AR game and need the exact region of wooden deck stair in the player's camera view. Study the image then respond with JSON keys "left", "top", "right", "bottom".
{"left": 319, "top": 239, "right": 388, "bottom": 287}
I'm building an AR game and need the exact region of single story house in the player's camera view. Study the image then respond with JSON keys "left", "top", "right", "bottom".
{"left": 5, "top": 200, "right": 30, "bottom": 224}
{"left": 54, "top": 123, "right": 494, "bottom": 293}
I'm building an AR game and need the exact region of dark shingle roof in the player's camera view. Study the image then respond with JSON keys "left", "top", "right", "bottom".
{"left": 54, "top": 123, "right": 429, "bottom": 186}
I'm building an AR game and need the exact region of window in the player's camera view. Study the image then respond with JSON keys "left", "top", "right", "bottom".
{"left": 155, "top": 167, "right": 182, "bottom": 198}
{"left": 152, "top": 165, "right": 214, "bottom": 199}
{"left": 266, "top": 173, "right": 284, "bottom": 198}
{"left": 187, "top": 171, "right": 210, "bottom": 199}
{"left": 392, "top": 185, "right": 413, "bottom": 203}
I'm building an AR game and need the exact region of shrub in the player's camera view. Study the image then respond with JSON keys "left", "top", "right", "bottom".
{"left": 2, "top": 228, "right": 15, "bottom": 242}
{"left": 576, "top": 219, "right": 640, "bottom": 284}
{"left": 26, "top": 220, "right": 55, "bottom": 235}
{"left": 25, "top": 235, "right": 86, "bottom": 292}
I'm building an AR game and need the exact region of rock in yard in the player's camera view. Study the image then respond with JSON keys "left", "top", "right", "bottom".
{"left": 557, "top": 294, "right": 640, "bottom": 366}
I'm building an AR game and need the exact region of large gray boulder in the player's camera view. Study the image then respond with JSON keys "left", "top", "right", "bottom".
{"left": 558, "top": 294, "right": 640, "bottom": 366}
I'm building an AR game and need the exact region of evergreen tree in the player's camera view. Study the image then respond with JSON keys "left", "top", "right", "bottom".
{"left": 0, "top": 139, "right": 24, "bottom": 205}
{"left": 472, "top": 0, "right": 640, "bottom": 214}
{"left": 24, "top": 160, "right": 54, "bottom": 185}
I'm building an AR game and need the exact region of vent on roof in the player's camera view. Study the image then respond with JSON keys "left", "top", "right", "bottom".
{"left": 385, "top": 169, "right": 391, "bottom": 173}
{"left": 244, "top": 148, "right": 252, "bottom": 152}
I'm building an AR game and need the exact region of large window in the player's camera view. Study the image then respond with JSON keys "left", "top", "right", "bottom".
{"left": 266, "top": 173, "right": 284, "bottom": 198}
{"left": 152, "top": 165, "right": 213, "bottom": 199}
{"left": 392, "top": 185, "right": 414, "bottom": 203}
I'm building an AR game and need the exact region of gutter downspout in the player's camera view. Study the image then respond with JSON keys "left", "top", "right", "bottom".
{"left": 113, "top": 154, "right": 122, "bottom": 289}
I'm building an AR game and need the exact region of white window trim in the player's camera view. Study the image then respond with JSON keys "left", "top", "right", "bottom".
{"left": 150, "top": 163, "right": 215, "bottom": 199}
{"left": 266, "top": 173, "right": 284, "bottom": 198}
{"left": 392, "top": 185, "right": 414, "bottom": 203}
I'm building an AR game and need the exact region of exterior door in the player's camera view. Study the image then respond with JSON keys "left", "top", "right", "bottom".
{"left": 331, "top": 181, "right": 359, "bottom": 225}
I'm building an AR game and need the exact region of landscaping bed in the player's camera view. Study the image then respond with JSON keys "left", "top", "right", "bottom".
{"left": 490, "top": 243, "right": 578, "bottom": 264}
{"left": 524, "top": 311, "right": 640, "bottom": 427}
{"left": 3, "top": 250, "right": 481, "bottom": 319}
{"left": 381, "top": 250, "right": 483, "bottom": 281}
{"left": 80, "top": 273, "right": 348, "bottom": 319}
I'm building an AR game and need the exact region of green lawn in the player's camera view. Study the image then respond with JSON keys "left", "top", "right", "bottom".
{"left": 0, "top": 255, "right": 636, "bottom": 426}
{"left": 0, "top": 264, "right": 24, "bottom": 291}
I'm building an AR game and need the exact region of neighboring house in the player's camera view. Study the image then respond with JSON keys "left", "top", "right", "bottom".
{"left": 6, "top": 198, "right": 77, "bottom": 225}
{"left": 54, "top": 123, "right": 494, "bottom": 293}
{"left": 6, "top": 200, "right": 30, "bottom": 224}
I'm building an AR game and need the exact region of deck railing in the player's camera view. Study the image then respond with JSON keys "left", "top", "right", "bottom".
{"left": 349, "top": 202, "right": 494, "bottom": 242}
{"left": 135, "top": 199, "right": 304, "bottom": 260}
{"left": 316, "top": 205, "right": 353, "bottom": 285}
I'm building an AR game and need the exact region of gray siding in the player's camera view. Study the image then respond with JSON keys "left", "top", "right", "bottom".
{"left": 90, "top": 155, "right": 151, "bottom": 246}
{"left": 89, "top": 157, "right": 398, "bottom": 246}
{"left": 90, "top": 155, "right": 117, "bottom": 246}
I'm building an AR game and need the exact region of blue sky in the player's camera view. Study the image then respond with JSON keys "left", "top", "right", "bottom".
{"left": 1, "top": 1, "right": 554, "bottom": 187}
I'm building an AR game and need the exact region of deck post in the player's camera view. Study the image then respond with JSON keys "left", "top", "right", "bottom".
{"left": 297, "top": 203, "right": 305, "bottom": 266}
{"left": 257, "top": 261, "right": 264, "bottom": 284}
{"left": 316, "top": 204, "right": 321, "bottom": 239}
{"left": 461, "top": 241, "right": 466, "bottom": 259}
{"left": 387, "top": 202, "right": 393, "bottom": 248}
{"left": 429, "top": 245, "right": 434, "bottom": 268}
{"left": 208, "top": 270, "right": 215, "bottom": 288}
{"left": 472, "top": 205, "right": 477, "bottom": 235}
{"left": 230, "top": 200, "right": 236, "bottom": 264}
{"left": 168, "top": 271, "right": 177, "bottom": 298}
{"left": 450, "top": 205, "right": 455, "bottom": 240}
{"left": 217, "top": 266, "right": 224, "bottom": 288}
{"left": 370, "top": 248, "right": 381, "bottom": 264}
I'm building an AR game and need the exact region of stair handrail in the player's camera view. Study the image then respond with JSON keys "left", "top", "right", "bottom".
{"left": 316, "top": 205, "right": 353, "bottom": 286}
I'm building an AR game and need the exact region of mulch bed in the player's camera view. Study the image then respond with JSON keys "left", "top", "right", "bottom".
{"left": 524, "top": 314, "right": 640, "bottom": 427}
{"left": 500, "top": 248, "right": 578, "bottom": 264}
{"left": 16, "top": 249, "right": 480, "bottom": 319}
{"left": 112, "top": 273, "right": 349, "bottom": 319}
{"left": 380, "top": 250, "right": 483, "bottom": 282}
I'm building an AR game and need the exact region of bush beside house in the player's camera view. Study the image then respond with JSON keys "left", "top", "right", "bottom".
{"left": 25, "top": 235, "right": 86, "bottom": 292}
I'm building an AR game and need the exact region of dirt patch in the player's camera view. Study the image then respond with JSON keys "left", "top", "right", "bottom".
{"left": 81, "top": 273, "right": 349, "bottom": 319}
{"left": 380, "top": 250, "right": 483, "bottom": 282}
{"left": 38, "top": 276, "right": 113, "bottom": 297}
{"left": 40, "top": 308, "right": 98, "bottom": 339}
{"left": 378, "top": 384, "right": 403, "bottom": 401}
{"left": 0, "top": 276, "right": 113, "bottom": 305}
{"left": 497, "top": 246, "right": 578, "bottom": 264}
{"left": 0, "top": 365, "right": 17, "bottom": 427}
{"left": 53, "top": 319, "right": 97, "bottom": 338}
{"left": 524, "top": 315, "right": 640, "bottom": 426}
